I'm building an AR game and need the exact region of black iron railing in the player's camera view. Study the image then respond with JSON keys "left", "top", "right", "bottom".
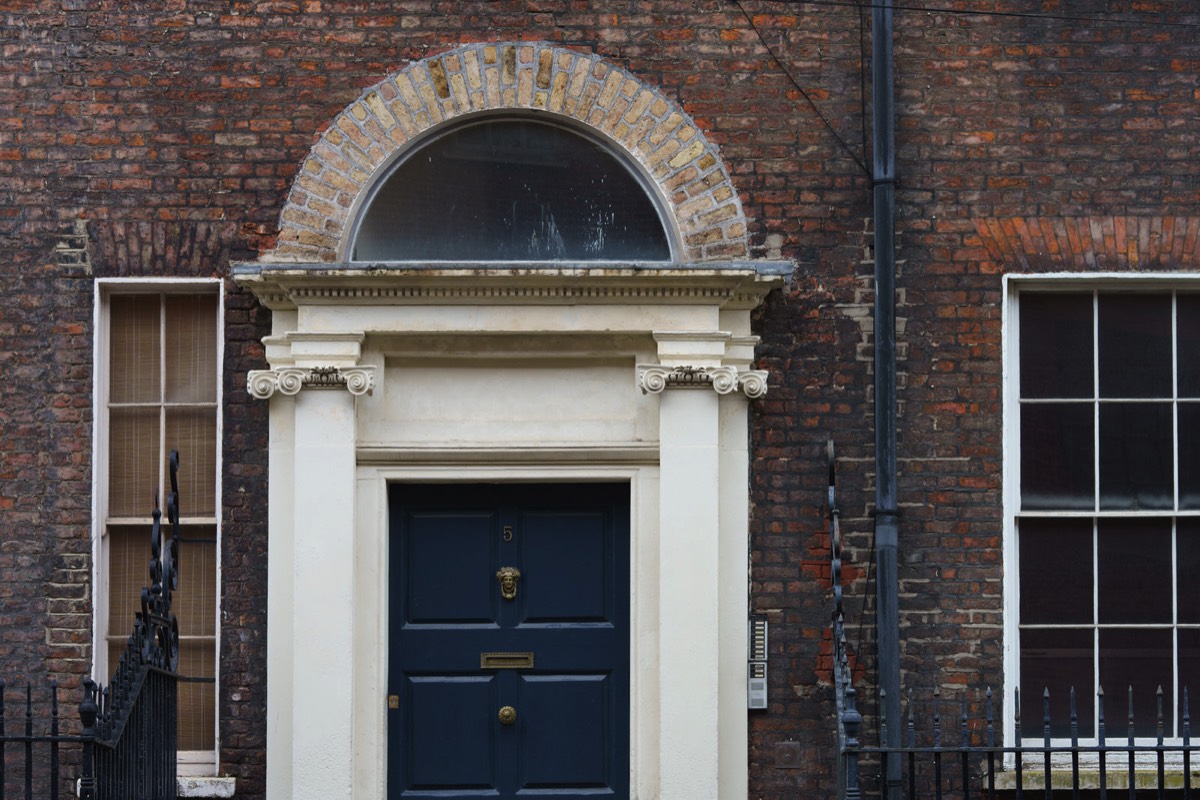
{"left": 841, "top": 683, "right": 1200, "bottom": 799}
{"left": 81, "top": 449, "right": 183, "bottom": 800}
{"left": 0, "top": 453, "right": 183, "bottom": 799}
{"left": 829, "top": 440, "right": 853, "bottom": 797}
{"left": 0, "top": 681, "right": 78, "bottom": 800}
{"left": 827, "top": 443, "right": 1200, "bottom": 797}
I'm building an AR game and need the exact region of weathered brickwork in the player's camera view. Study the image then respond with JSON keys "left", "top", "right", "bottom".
{"left": 1, "top": 1, "right": 1198, "bottom": 797}
{"left": 974, "top": 215, "right": 1200, "bottom": 271}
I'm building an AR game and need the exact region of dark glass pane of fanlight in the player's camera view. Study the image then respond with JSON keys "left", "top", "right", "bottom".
{"left": 1019, "top": 518, "right": 1093, "bottom": 625}
{"left": 1020, "top": 628, "right": 1095, "bottom": 738}
{"left": 1099, "top": 402, "right": 1173, "bottom": 510}
{"left": 353, "top": 120, "right": 671, "bottom": 261}
{"left": 1097, "top": 518, "right": 1171, "bottom": 624}
{"left": 1098, "top": 293, "right": 1172, "bottom": 399}
{"left": 1020, "top": 292, "right": 1093, "bottom": 400}
{"left": 1179, "top": 293, "right": 1200, "bottom": 398}
{"left": 1021, "top": 403, "right": 1095, "bottom": 510}
{"left": 1099, "top": 628, "right": 1174, "bottom": 738}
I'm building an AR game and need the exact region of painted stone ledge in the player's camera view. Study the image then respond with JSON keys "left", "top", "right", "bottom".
{"left": 268, "top": 42, "right": 750, "bottom": 264}
{"left": 177, "top": 776, "right": 236, "bottom": 798}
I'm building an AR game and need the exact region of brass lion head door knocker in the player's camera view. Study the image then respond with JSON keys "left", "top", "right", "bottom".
{"left": 496, "top": 566, "right": 521, "bottom": 601}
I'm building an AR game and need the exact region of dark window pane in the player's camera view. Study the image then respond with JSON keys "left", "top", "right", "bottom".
{"left": 354, "top": 120, "right": 671, "bottom": 261}
{"left": 1020, "top": 518, "right": 1093, "bottom": 624}
{"left": 1097, "top": 518, "right": 1171, "bottom": 623}
{"left": 1181, "top": 403, "right": 1200, "bottom": 510}
{"left": 1098, "top": 293, "right": 1172, "bottom": 399}
{"left": 1179, "top": 518, "right": 1200, "bottom": 623}
{"left": 1099, "top": 403, "right": 1174, "bottom": 510}
{"left": 1020, "top": 292, "right": 1093, "bottom": 400}
{"left": 1020, "top": 628, "right": 1095, "bottom": 738}
{"left": 1178, "top": 294, "right": 1200, "bottom": 398}
{"left": 1179, "top": 628, "right": 1200, "bottom": 718}
{"left": 1099, "top": 629, "right": 1173, "bottom": 737}
{"left": 1021, "top": 403, "right": 1095, "bottom": 510}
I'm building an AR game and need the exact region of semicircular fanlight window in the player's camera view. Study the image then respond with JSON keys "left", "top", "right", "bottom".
{"left": 352, "top": 119, "right": 671, "bottom": 262}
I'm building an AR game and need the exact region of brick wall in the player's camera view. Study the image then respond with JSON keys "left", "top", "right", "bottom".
{"left": 2, "top": 2, "right": 1198, "bottom": 797}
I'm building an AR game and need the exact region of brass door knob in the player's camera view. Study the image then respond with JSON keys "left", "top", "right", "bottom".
{"left": 498, "top": 705, "right": 517, "bottom": 725}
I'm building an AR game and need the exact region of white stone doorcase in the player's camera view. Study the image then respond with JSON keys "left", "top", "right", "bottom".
{"left": 234, "top": 42, "right": 790, "bottom": 800}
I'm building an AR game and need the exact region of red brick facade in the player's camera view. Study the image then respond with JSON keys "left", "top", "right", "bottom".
{"left": 1, "top": 2, "right": 1197, "bottom": 797}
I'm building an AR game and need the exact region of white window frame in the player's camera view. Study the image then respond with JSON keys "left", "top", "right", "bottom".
{"left": 92, "top": 278, "right": 224, "bottom": 776}
{"left": 1003, "top": 272, "right": 1200, "bottom": 750}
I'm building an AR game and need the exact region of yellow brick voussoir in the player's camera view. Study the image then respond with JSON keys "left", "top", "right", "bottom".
{"left": 597, "top": 70, "right": 623, "bottom": 108}
{"left": 266, "top": 42, "right": 749, "bottom": 264}
{"left": 364, "top": 92, "right": 397, "bottom": 128}
{"left": 416, "top": 80, "right": 444, "bottom": 123}
{"left": 464, "top": 52, "right": 483, "bottom": 96}
{"left": 393, "top": 73, "right": 423, "bottom": 115}
{"left": 450, "top": 73, "right": 470, "bottom": 111}
{"left": 698, "top": 202, "right": 738, "bottom": 227}
{"left": 668, "top": 140, "right": 706, "bottom": 171}
{"left": 624, "top": 89, "right": 656, "bottom": 125}
{"left": 549, "top": 72, "right": 569, "bottom": 113}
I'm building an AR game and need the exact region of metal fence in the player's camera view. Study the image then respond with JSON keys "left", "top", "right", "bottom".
{"left": 0, "top": 451, "right": 183, "bottom": 800}
{"left": 841, "top": 683, "right": 1200, "bottom": 799}
{"left": 828, "top": 441, "right": 1200, "bottom": 798}
{"left": 829, "top": 440, "right": 853, "bottom": 797}
{"left": 82, "top": 449, "right": 184, "bottom": 800}
{"left": 82, "top": 666, "right": 177, "bottom": 800}
{"left": 0, "top": 681, "right": 77, "bottom": 800}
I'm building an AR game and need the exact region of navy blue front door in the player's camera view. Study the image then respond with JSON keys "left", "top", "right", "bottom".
{"left": 388, "top": 483, "right": 630, "bottom": 800}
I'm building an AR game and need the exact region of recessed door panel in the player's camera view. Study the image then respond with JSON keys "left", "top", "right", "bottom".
{"left": 521, "top": 511, "right": 609, "bottom": 624}
{"left": 406, "top": 511, "right": 497, "bottom": 624}
{"left": 388, "top": 484, "right": 629, "bottom": 800}
{"left": 518, "top": 674, "right": 611, "bottom": 790}
{"left": 405, "top": 675, "right": 497, "bottom": 789}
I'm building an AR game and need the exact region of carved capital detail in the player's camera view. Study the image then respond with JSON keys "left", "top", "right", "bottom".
{"left": 247, "top": 366, "right": 375, "bottom": 399}
{"left": 738, "top": 370, "right": 769, "bottom": 399}
{"left": 638, "top": 365, "right": 766, "bottom": 398}
{"left": 247, "top": 370, "right": 282, "bottom": 400}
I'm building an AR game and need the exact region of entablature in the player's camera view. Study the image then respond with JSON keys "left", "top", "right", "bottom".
{"left": 231, "top": 261, "right": 790, "bottom": 312}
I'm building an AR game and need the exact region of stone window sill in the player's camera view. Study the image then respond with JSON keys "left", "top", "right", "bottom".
{"left": 993, "top": 769, "right": 1200, "bottom": 791}
{"left": 81, "top": 776, "right": 235, "bottom": 798}
{"left": 177, "top": 777, "right": 237, "bottom": 798}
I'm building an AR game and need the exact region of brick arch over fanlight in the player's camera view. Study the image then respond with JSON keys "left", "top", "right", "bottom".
{"left": 267, "top": 42, "right": 750, "bottom": 263}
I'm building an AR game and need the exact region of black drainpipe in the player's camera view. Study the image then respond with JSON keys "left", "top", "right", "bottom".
{"left": 872, "top": 1, "right": 902, "bottom": 798}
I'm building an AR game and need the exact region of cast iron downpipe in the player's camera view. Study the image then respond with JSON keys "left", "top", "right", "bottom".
{"left": 872, "top": 1, "right": 903, "bottom": 799}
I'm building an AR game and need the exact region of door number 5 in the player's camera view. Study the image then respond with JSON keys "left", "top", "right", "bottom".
{"left": 502, "top": 525, "right": 514, "bottom": 542}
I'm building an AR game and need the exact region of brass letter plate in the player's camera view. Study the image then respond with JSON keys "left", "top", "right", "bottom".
{"left": 480, "top": 652, "right": 535, "bottom": 670}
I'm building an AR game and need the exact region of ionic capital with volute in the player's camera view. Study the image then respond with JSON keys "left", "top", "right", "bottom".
{"left": 636, "top": 331, "right": 769, "bottom": 399}
{"left": 246, "top": 332, "right": 375, "bottom": 399}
